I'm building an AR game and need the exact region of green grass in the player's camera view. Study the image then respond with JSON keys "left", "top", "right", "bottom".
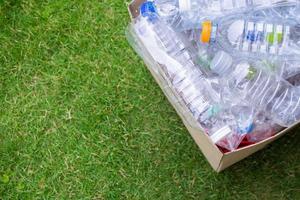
{"left": 0, "top": 0, "right": 299, "bottom": 199}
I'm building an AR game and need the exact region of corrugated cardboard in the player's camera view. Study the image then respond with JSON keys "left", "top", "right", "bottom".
{"left": 127, "top": 0, "right": 299, "bottom": 172}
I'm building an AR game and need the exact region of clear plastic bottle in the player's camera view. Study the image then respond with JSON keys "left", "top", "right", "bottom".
{"left": 191, "top": 16, "right": 300, "bottom": 60}
{"left": 177, "top": 0, "right": 297, "bottom": 12}
{"left": 210, "top": 51, "right": 300, "bottom": 127}
{"left": 211, "top": 51, "right": 274, "bottom": 106}
{"left": 137, "top": 1, "right": 220, "bottom": 124}
{"left": 137, "top": 1, "right": 203, "bottom": 82}
{"left": 152, "top": 0, "right": 299, "bottom": 30}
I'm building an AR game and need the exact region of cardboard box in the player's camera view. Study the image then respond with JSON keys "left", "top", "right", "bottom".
{"left": 127, "top": 0, "right": 299, "bottom": 172}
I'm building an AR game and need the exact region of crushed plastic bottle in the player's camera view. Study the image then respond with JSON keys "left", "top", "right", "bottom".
{"left": 210, "top": 51, "right": 300, "bottom": 127}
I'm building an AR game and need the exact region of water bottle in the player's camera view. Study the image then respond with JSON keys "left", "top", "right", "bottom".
{"left": 177, "top": 0, "right": 297, "bottom": 12}
{"left": 210, "top": 51, "right": 300, "bottom": 127}
{"left": 210, "top": 51, "right": 277, "bottom": 107}
{"left": 152, "top": 0, "right": 299, "bottom": 30}
{"left": 190, "top": 15, "right": 300, "bottom": 60}
{"left": 137, "top": 1, "right": 221, "bottom": 123}
{"left": 137, "top": 1, "right": 202, "bottom": 82}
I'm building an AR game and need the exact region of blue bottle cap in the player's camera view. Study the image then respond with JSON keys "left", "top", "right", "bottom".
{"left": 238, "top": 123, "right": 255, "bottom": 135}
{"left": 140, "top": 1, "right": 158, "bottom": 22}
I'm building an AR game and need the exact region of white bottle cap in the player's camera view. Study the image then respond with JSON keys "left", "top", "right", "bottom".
{"left": 227, "top": 20, "right": 245, "bottom": 45}
{"left": 210, "top": 125, "right": 232, "bottom": 144}
{"left": 179, "top": 0, "right": 191, "bottom": 11}
{"left": 210, "top": 51, "right": 233, "bottom": 76}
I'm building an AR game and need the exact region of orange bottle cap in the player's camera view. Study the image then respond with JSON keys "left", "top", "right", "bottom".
{"left": 201, "top": 21, "right": 212, "bottom": 43}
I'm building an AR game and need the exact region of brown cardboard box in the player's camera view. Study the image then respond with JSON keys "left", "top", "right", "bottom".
{"left": 127, "top": 0, "right": 299, "bottom": 172}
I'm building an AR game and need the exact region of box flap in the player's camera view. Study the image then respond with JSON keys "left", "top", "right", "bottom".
{"left": 128, "top": 0, "right": 146, "bottom": 19}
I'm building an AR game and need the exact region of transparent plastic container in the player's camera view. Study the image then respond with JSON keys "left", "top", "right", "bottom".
{"left": 153, "top": 0, "right": 299, "bottom": 30}
{"left": 190, "top": 13, "right": 300, "bottom": 60}
{"left": 210, "top": 51, "right": 300, "bottom": 127}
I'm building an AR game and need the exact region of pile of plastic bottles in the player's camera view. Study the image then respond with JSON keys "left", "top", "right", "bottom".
{"left": 127, "top": 0, "right": 300, "bottom": 151}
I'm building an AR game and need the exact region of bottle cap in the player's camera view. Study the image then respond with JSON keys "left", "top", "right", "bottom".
{"left": 178, "top": 0, "right": 191, "bottom": 11}
{"left": 201, "top": 21, "right": 212, "bottom": 43}
{"left": 227, "top": 20, "right": 245, "bottom": 44}
{"left": 210, "top": 51, "right": 233, "bottom": 76}
{"left": 140, "top": 1, "right": 158, "bottom": 21}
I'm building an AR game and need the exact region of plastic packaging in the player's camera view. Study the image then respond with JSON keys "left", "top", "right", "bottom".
{"left": 131, "top": 4, "right": 263, "bottom": 151}
{"left": 246, "top": 112, "right": 282, "bottom": 143}
{"left": 126, "top": 1, "right": 300, "bottom": 152}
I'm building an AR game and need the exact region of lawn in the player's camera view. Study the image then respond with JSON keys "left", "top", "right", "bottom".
{"left": 0, "top": 0, "right": 299, "bottom": 199}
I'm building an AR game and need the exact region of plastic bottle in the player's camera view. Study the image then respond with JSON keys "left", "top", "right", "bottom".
{"left": 210, "top": 51, "right": 300, "bottom": 127}
{"left": 211, "top": 51, "right": 274, "bottom": 107}
{"left": 136, "top": 1, "right": 202, "bottom": 82}
{"left": 137, "top": 1, "right": 220, "bottom": 123}
{"left": 152, "top": 0, "right": 299, "bottom": 30}
{"left": 190, "top": 15, "right": 300, "bottom": 60}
